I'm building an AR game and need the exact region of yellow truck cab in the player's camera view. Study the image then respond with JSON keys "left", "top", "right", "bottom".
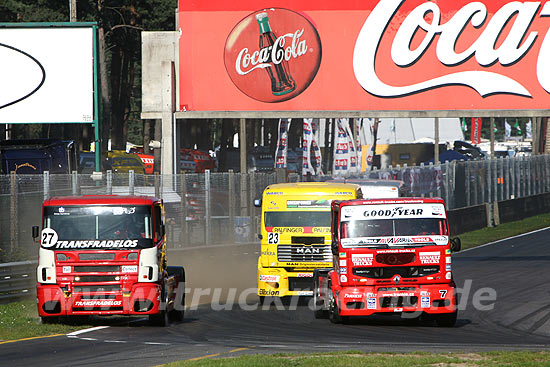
{"left": 256, "top": 182, "right": 362, "bottom": 301}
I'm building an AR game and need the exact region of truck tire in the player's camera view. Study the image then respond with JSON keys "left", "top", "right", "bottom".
{"left": 149, "top": 282, "right": 169, "bottom": 327}
{"left": 434, "top": 310, "right": 458, "bottom": 327}
{"left": 313, "top": 274, "right": 328, "bottom": 319}
{"left": 328, "top": 284, "right": 348, "bottom": 324}
{"left": 167, "top": 266, "right": 185, "bottom": 322}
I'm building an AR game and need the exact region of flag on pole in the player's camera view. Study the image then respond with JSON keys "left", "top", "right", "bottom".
{"left": 461, "top": 118, "right": 468, "bottom": 132}
{"left": 274, "top": 118, "right": 291, "bottom": 168}
{"left": 470, "top": 117, "right": 482, "bottom": 144}
{"left": 504, "top": 119, "right": 511, "bottom": 139}
{"left": 514, "top": 119, "right": 522, "bottom": 134}
{"left": 526, "top": 120, "right": 532, "bottom": 139}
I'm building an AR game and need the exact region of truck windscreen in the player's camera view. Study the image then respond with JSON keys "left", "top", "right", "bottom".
{"left": 43, "top": 205, "right": 154, "bottom": 249}
{"left": 265, "top": 211, "right": 330, "bottom": 227}
{"left": 340, "top": 218, "right": 448, "bottom": 247}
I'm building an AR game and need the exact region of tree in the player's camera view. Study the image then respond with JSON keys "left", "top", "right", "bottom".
{"left": 0, "top": 0, "right": 176, "bottom": 152}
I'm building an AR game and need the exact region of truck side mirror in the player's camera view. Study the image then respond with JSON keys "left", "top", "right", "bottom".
{"left": 451, "top": 237, "right": 461, "bottom": 252}
{"left": 254, "top": 199, "right": 261, "bottom": 207}
{"left": 32, "top": 226, "right": 40, "bottom": 241}
{"left": 331, "top": 240, "right": 339, "bottom": 256}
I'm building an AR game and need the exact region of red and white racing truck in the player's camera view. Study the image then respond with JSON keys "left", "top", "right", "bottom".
{"left": 33, "top": 195, "right": 185, "bottom": 326}
{"left": 313, "top": 197, "right": 460, "bottom": 326}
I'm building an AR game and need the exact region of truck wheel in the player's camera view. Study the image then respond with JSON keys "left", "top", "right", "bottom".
{"left": 258, "top": 296, "right": 265, "bottom": 305}
{"left": 434, "top": 310, "right": 458, "bottom": 327}
{"left": 328, "top": 288, "right": 343, "bottom": 324}
{"left": 149, "top": 282, "right": 169, "bottom": 327}
{"left": 313, "top": 276, "right": 328, "bottom": 319}
{"left": 168, "top": 267, "right": 185, "bottom": 322}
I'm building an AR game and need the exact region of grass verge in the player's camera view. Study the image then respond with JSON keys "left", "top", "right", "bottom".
{"left": 458, "top": 212, "right": 550, "bottom": 250}
{"left": 163, "top": 351, "right": 550, "bottom": 366}
{"left": 0, "top": 300, "right": 91, "bottom": 341}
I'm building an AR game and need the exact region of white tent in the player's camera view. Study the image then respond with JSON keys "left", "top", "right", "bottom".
{"left": 361, "top": 118, "right": 464, "bottom": 145}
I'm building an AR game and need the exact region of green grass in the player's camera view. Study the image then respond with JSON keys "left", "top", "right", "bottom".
{"left": 0, "top": 300, "right": 91, "bottom": 341}
{"left": 163, "top": 351, "right": 550, "bottom": 366}
{"left": 458, "top": 212, "right": 550, "bottom": 250}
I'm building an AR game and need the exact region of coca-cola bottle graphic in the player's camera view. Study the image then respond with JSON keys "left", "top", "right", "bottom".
{"left": 256, "top": 12, "right": 296, "bottom": 96}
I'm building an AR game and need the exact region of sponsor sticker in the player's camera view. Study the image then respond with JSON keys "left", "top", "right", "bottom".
{"left": 259, "top": 289, "right": 279, "bottom": 296}
{"left": 297, "top": 291, "right": 313, "bottom": 296}
{"left": 340, "top": 275, "right": 347, "bottom": 282}
{"left": 296, "top": 273, "right": 313, "bottom": 278}
{"left": 420, "top": 291, "right": 430, "bottom": 296}
{"left": 62, "top": 266, "right": 71, "bottom": 273}
{"left": 339, "top": 252, "right": 346, "bottom": 257}
{"left": 74, "top": 300, "right": 122, "bottom": 307}
{"left": 340, "top": 267, "right": 347, "bottom": 274}
{"left": 344, "top": 293, "right": 362, "bottom": 299}
{"left": 421, "top": 296, "right": 430, "bottom": 308}
{"left": 446, "top": 264, "right": 452, "bottom": 271}
{"left": 394, "top": 308, "right": 403, "bottom": 312}
{"left": 339, "top": 259, "right": 347, "bottom": 266}
{"left": 446, "top": 257, "right": 452, "bottom": 263}
{"left": 351, "top": 253, "right": 373, "bottom": 266}
{"left": 122, "top": 265, "right": 138, "bottom": 273}
{"left": 419, "top": 251, "right": 440, "bottom": 264}
{"left": 445, "top": 249, "right": 451, "bottom": 255}
{"left": 259, "top": 275, "right": 280, "bottom": 282}
{"left": 445, "top": 272, "right": 452, "bottom": 280}
{"left": 367, "top": 297, "right": 376, "bottom": 309}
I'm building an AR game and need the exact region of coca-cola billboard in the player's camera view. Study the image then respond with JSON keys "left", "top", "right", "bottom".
{"left": 178, "top": 0, "right": 550, "bottom": 114}
{"left": 224, "top": 8, "right": 322, "bottom": 102}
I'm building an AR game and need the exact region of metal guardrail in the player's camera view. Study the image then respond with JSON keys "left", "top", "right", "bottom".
{"left": 0, "top": 260, "right": 37, "bottom": 302}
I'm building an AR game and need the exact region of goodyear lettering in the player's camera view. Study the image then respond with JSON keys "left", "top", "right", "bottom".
{"left": 364, "top": 207, "right": 424, "bottom": 218}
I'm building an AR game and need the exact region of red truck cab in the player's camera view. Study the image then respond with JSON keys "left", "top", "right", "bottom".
{"left": 34, "top": 195, "right": 185, "bottom": 326}
{"left": 314, "top": 197, "right": 460, "bottom": 326}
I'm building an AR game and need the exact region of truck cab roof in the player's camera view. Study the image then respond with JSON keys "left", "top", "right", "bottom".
{"left": 44, "top": 195, "right": 160, "bottom": 206}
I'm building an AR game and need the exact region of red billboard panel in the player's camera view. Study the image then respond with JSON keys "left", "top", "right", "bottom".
{"left": 178, "top": 0, "right": 550, "bottom": 113}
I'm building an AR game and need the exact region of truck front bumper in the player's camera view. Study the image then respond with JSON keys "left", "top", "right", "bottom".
{"left": 334, "top": 284, "right": 456, "bottom": 316}
{"left": 37, "top": 283, "right": 161, "bottom": 316}
{"left": 258, "top": 262, "right": 329, "bottom": 297}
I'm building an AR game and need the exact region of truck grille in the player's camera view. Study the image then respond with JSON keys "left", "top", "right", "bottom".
{"left": 73, "top": 266, "right": 121, "bottom": 273}
{"left": 73, "top": 285, "right": 120, "bottom": 293}
{"left": 74, "top": 275, "right": 119, "bottom": 282}
{"left": 79, "top": 253, "right": 115, "bottom": 261}
{"left": 277, "top": 245, "right": 332, "bottom": 262}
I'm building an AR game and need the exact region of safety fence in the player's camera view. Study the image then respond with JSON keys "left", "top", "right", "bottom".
{"left": 0, "top": 260, "right": 36, "bottom": 302}
{"left": 1, "top": 154, "right": 549, "bottom": 263}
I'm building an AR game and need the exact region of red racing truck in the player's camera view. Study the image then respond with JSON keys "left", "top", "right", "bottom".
{"left": 313, "top": 198, "right": 460, "bottom": 326}
{"left": 33, "top": 195, "right": 185, "bottom": 326}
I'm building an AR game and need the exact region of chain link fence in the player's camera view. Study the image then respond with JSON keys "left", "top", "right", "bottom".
{"left": 1, "top": 154, "right": 549, "bottom": 263}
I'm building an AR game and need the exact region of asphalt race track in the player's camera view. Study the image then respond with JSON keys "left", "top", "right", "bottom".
{"left": 3, "top": 228, "right": 550, "bottom": 366}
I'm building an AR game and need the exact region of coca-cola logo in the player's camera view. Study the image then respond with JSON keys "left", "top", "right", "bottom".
{"left": 224, "top": 8, "right": 322, "bottom": 103}
{"left": 353, "top": 0, "right": 550, "bottom": 98}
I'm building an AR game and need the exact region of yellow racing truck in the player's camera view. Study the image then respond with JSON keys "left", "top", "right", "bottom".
{"left": 255, "top": 182, "right": 362, "bottom": 302}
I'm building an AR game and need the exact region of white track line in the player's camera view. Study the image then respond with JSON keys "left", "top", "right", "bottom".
{"left": 67, "top": 326, "right": 109, "bottom": 338}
